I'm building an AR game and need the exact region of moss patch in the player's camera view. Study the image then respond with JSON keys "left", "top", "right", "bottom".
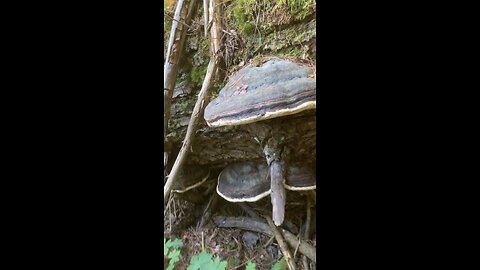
{"left": 228, "top": 0, "right": 315, "bottom": 35}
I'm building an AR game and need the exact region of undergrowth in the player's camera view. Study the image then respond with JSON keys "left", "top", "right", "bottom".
{"left": 164, "top": 238, "right": 288, "bottom": 270}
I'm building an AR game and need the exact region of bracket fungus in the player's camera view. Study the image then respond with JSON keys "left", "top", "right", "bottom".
{"left": 217, "top": 161, "right": 316, "bottom": 208}
{"left": 204, "top": 58, "right": 316, "bottom": 226}
{"left": 283, "top": 165, "right": 316, "bottom": 191}
{"left": 204, "top": 59, "right": 316, "bottom": 127}
{"left": 216, "top": 161, "right": 271, "bottom": 202}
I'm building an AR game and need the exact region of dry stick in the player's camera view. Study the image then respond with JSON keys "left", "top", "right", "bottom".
{"left": 164, "top": 0, "right": 189, "bottom": 138}
{"left": 241, "top": 202, "right": 298, "bottom": 234}
{"left": 266, "top": 216, "right": 297, "bottom": 270}
{"left": 203, "top": 0, "right": 209, "bottom": 36}
{"left": 239, "top": 203, "right": 278, "bottom": 248}
{"left": 302, "top": 197, "right": 312, "bottom": 270}
{"left": 163, "top": 59, "right": 217, "bottom": 204}
{"left": 213, "top": 216, "right": 316, "bottom": 263}
{"left": 208, "top": 0, "right": 222, "bottom": 55}
{"left": 164, "top": 0, "right": 222, "bottom": 204}
{"left": 164, "top": 0, "right": 197, "bottom": 181}
{"left": 264, "top": 235, "right": 275, "bottom": 248}
{"left": 198, "top": 192, "right": 219, "bottom": 228}
{"left": 304, "top": 197, "right": 312, "bottom": 240}
{"left": 271, "top": 161, "right": 286, "bottom": 226}
{"left": 163, "top": 12, "right": 195, "bottom": 30}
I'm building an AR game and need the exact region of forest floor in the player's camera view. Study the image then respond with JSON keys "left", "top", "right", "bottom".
{"left": 164, "top": 188, "right": 316, "bottom": 269}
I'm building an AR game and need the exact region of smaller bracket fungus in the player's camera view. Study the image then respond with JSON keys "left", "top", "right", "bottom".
{"left": 283, "top": 165, "right": 316, "bottom": 191}
{"left": 216, "top": 161, "right": 271, "bottom": 202}
{"left": 216, "top": 161, "right": 315, "bottom": 221}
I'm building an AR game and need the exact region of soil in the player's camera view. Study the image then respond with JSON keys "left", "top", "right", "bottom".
{"left": 164, "top": 187, "right": 316, "bottom": 269}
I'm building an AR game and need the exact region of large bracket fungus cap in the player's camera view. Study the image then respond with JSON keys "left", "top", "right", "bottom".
{"left": 204, "top": 59, "right": 316, "bottom": 127}
{"left": 216, "top": 161, "right": 271, "bottom": 202}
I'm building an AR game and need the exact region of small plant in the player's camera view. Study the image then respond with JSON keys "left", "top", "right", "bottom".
{"left": 164, "top": 238, "right": 288, "bottom": 269}
{"left": 187, "top": 250, "right": 228, "bottom": 270}
{"left": 244, "top": 257, "right": 287, "bottom": 270}
{"left": 271, "top": 257, "right": 287, "bottom": 270}
{"left": 246, "top": 261, "right": 256, "bottom": 270}
{"left": 164, "top": 238, "right": 183, "bottom": 270}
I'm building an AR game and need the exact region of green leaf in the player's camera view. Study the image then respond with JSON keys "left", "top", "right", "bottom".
{"left": 165, "top": 238, "right": 183, "bottom": 249}
{"left": 187, "top": 250, "right": 228, "bottom": 270}
{"left": 246, "top": 261, "right": 256, "bottom": 270}
{"left": 210, "top": 257, "right": 228, "bottom": 270}
{"left": 187, "top": 251, "right": 213, "bottom": 270}
{"left": 271, "top": 257, "right": 287, "bottom": 270}
{"left": 166, "top": 249, "right": 181, "bottom": 270}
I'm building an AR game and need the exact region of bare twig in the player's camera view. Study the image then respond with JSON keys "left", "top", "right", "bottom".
{"left": 164, "top": 59, "right": 217, "bottom": 204}
{"left": 302, "top": 252, "right": 309, "bottom": 270}
{"left": 163, "top": 12, "right": 195, "bottom": 30}
{"left": 164, "top": 0, "right": 222, "bottom": 204}
{"left": 302, "top": 197, "right": 312, "bottom": 270}
{"left": 264, "top": 235, "right": 275, "bottom": 248}
{"left": 198, "top": 192, "right": 219, "bottom": 227}
{"left": 203, "top": 0, "right": 209, "bottom": 36}
{"left": 240, "top": 201, "right": 298, "bottom": 234}
{"left": 293, "top": 237, "right": 301, "bottom": 257}
{"left": 164, "top": 0, "right": 198, "bottom": 182}
{"left": 213, "top": 216, "right": 316, "bottom": 263}
{"left": 266, "top": 216, "right": 297, "bottom": 270}
{"left": 304, "top": 196, "right": 312, "bottom": 240}
{"left": 271, "top": 161, "right": 286, "bottom": 226}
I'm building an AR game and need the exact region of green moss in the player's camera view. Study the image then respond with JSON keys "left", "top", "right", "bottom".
{"left": 210, "top": 82, "right": 224, "bottom": 99}
{"left": 228, "top": 0, "right": 315, "bottom": 35}
{"left": 180, "top": 99, "right": 190, "bottom": 111}
{"left": 225, "top": 0, "right": 315, "bottom": 62}
{"left": 277, "top": 0, "right": 315, "bottom": 21}
{"left": 258, "top": 20, "right": 315, "bottom": 59}
{"left": 189, "top": 62, "right": 208, "bottom": 87}
{"left": 230, "top": 0, "right": 257, "bottom": 35}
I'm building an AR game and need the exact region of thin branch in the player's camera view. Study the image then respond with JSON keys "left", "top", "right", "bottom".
{"left": 163, "top": 12, "right": 196, "bottom": 30}
{"left": 266, "top": 216, "right": 297, "bottom": 270}
{"left": 164, "top": 0, "right": 197, "bottom": 182}
{"left": 164, "top": 59, "right": 217, "bottom": 204}
{"left": 213, "top": 216, "right": 316, "bottom": 263}
{"left": 203, "top": 0, "right": 209, "bottom": 36}
{"left": 164, "top": 0, "right": 222, "bottom": 204}
{"left": 302, "top": 197, "right": 312, "bottom": 270}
